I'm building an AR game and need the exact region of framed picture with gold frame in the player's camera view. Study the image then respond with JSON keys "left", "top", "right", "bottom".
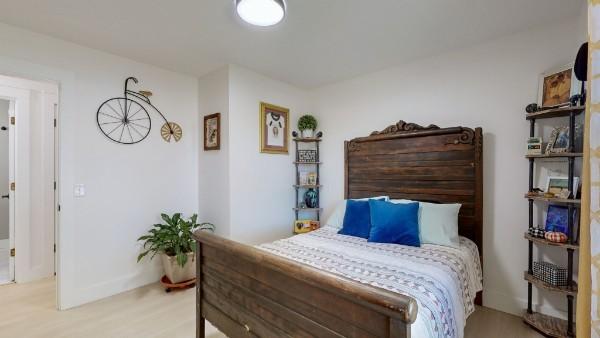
{"left": 260, "top": 102, "right": 289, "bottom": 154}
{"left": 537, "top": 64, "right": 578, "bottom": 107}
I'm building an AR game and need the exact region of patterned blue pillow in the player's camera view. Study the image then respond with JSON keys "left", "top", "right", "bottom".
{"left": 338, "top": 200, "right": 371, "bottom": 239}
{"left": 368, "top": 200, "right": 420, "bottom": 247}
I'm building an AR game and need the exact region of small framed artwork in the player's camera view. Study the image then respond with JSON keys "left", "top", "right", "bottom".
{"left": 307, "top": 172, "right": 317, "bottom": 185}
{"left": 203, "top": 113, "right": 220, "bottom": 151}
{"left": 545, "top": 205, "right": 569, "bottom": 233}
{"left": 294, "top": 220, "right": 320, "bottom": 234}
{"left": 299, "top": 171, "right": 309, "bottom": 185}
{"left": 298, "top": 150, "right": 317, "bottom": 163}
{"left": 545, "top": 176, "right": 579, "bottom": 198}
{"left": 527, "top": 137, "right": 543, "bottom": 155}
{"left": 546, "top": 126, "right": 570, "bottom": 154}
{"left": 260, "top": 102, "right": 289, "bottom": 154}
{"left": 538, "top": 64, "right": 578, "bottom": 107}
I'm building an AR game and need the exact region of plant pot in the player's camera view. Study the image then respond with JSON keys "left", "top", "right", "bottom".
{"left": 161, "top": 252, "right": 195, "bottom": 283}
{"left": 301, "top": 129, "right": 314, "bottom": 138}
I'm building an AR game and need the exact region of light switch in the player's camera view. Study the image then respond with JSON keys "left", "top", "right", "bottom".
{"left": 74, "top": 184, "right": 85, "bottom": 197}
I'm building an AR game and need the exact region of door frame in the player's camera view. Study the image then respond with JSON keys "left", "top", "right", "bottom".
{"left": 0, "top": 78, "right": 58, "bottom": 285}
{"left": 7, "top": 98, "right": 15, "bottom": 283}
{"left": 0, "top": 89, "right": 29, "bottom": 284}
{"left": 0, "top": 60, "right": 75, "bottom": 310}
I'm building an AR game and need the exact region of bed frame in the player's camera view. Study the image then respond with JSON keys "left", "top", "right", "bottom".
{"left": 194, "top": 120, "right": 483, "bottom": 338}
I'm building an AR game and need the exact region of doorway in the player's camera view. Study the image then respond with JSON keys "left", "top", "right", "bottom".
{"left": 0, "top": 98, "right": 9, "bottom": 284}
{"left": 0, "top": 75, "right": 58, "bottom": 285}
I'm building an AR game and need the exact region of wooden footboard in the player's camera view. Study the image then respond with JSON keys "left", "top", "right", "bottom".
{"left": 194, "top": 231, "right": 418, "bottom": 338}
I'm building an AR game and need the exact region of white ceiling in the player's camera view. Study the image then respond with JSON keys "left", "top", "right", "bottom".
{"left": 0, "top": 0, "right": 584, "bottom": 88}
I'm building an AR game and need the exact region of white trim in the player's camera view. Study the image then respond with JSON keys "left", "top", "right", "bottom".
{"left": 0, "top": 55, "right": 74, "bottom": 310}
{"left": 484, "top": 288, "right": 568, "bottom": 320}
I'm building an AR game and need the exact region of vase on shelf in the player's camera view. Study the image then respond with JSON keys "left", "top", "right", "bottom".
{"left": 304, "top": 188, "right": 318, "bottom": 208}
{"left": 301, "top": 129, "right": 314, "bottom": 138}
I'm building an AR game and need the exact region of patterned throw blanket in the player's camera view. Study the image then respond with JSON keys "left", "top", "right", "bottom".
{"left": 258, "top": 227, "right": 482, "bottom": 338}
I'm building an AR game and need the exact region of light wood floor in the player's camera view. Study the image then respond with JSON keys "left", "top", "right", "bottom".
{"left": 0, "top": 278, "right": 543, "bottom": 338}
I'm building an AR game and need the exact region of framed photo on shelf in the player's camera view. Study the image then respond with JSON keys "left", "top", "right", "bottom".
{"left": 294, "top": 220, "right": 320, "bottom": 234}
{"left": 545, "top": 205, "right": 569, "bottom": 234}
{"left": 203, "top": 113, "right": 220, "bottom": 151}
{"left": 537, "top": 64, "right": 578, "bottom": 107}
{"left": 299, "top": 171, "right": 309, "bottom": 185}
{"left": 527, "top": 137, "right": 543, "bottom": 155}
{"left": 260, "top": 102, "right": 289, "bottom": 154}
{"left": 545, "top": 126, "right": 570, "bottom": 154}
{"left": 307, "top": 172, "right": 317, "bottom": 185}
{"left": 545, "top": 176, "right": 579, "bottom": 198}
{"left": 298, "top": 150, "right": 317, "bottom": 163}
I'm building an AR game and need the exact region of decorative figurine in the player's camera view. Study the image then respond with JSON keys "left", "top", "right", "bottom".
{"left": 525, "top": 103, "right": 539, "bottom": 114}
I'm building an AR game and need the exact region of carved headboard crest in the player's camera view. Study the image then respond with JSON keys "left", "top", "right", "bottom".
{"left": 370, "top": 120, "right": 439, "bottom": 136}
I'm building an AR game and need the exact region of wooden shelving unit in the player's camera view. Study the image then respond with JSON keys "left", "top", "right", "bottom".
{"left": 293, "top": 208, "right": 323, "bottom": 212}
{"left": 294, "top": 137, "right": 322, "bottom": 143}
{"left": 524, "top": 312, "right": 574, "bottom": 338}
{"left": 524, "top": 194, "right": 581, "bottom": 205}
{"left": 523, "top": 272, "right": 577, "bottom": 296}
{"left": 525, "top": 153, "right": 583, "bottom": 159}
{"left": 525, "top": 106, "right": 584, "bottom": 120}
{"left": 524, "top": 105, "right": 582, "bottom": 337}
{"left": 294, "top": 136, "right": 322, "bottom": 223}
{"left": 524, "top": 233, "right": 579, "bottom": 250}
{"left": 293, "top": 184, "right": 322, "bottom": 188}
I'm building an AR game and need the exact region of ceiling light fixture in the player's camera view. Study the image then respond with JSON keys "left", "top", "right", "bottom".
{"left": 235, "top": 0, "right": 286, "bottom": 27}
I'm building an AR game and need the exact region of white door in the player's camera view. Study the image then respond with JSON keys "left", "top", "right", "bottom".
{"left": 0, "top": 83, "right": 56, "bottom": 283}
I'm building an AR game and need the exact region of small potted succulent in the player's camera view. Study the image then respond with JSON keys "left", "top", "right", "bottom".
{"left": 298, "top": 114, "right": 318, "bottom": 138}
{"left": 137, "top": 213, "right": 214, "bottom": 283}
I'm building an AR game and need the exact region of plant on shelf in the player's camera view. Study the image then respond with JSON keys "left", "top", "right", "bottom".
{"left": 137, "top": 213, "right": 214, "bottom": 283}
{"left": 298, "top": 114, "right": 318, "bottom": 138}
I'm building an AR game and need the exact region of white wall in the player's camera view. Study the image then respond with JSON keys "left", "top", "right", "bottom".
{"left": 0, "top": 99, "right": 8, "bottom": 240}
{"left": 198, "top": 67, "right": 231, "bottom": 238}
{"left": 0, "top": 22, "right": 199, "bottom": 309}
{"left": 228, "top": 65, "right": 311, "bottom": 244}
{"left": 311, "top": 18, "right": 585, "bottom": 317}
{"left": 197, "top": 65, "right": 311, "bottom": 245}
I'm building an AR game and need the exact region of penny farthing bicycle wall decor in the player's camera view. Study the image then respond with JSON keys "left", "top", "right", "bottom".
{"left": 96, "top": 77, "right": 183, "bottom": 144}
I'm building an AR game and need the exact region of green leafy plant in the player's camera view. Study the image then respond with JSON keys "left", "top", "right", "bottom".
{"left": 137, "top": 213, "right": 215, "bottom": 268}
{"left": 298, "top": 115, "right": 318, "bottom": 131}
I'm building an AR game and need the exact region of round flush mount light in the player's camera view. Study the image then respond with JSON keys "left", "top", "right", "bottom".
{"left": 235, "top": 0, "right": 286, "bottom": 27}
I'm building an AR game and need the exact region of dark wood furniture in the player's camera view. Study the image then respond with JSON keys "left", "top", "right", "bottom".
{"left": 524, "top": 106, "right": 583, "bottom": 337}
{"left": 194, "top": 120, "right": 483, "bottom": 338}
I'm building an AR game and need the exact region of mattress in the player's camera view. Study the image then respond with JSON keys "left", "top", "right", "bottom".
{"left": 258, "top": 226, "right": 483, "bottom": 338}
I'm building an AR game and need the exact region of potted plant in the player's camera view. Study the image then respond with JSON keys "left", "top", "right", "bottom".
{"left": 137, "top": 213, "right": 215, "bottom": 283}
{"left": 298, "top": 114, "right": 318, "bottom": 138}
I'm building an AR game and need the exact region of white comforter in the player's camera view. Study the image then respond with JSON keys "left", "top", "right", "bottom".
{"left": 258, "top": 227, "right": 483, "bottom": 338}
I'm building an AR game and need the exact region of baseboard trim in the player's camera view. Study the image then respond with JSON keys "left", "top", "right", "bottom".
{"left": 60, "top": 266, "right": 163, "bottom": 310}
{"left": 484, "top": 288, "right": 568, "bottom": 320}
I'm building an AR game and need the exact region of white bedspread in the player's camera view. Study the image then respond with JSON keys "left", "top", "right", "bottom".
{"left": 258, "top": 226, "right": 482, "bottom": 338}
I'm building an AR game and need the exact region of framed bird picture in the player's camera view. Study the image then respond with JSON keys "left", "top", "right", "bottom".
{"left": 260, "top": 102, "right": 289, "bottom": 154}
{"left": 204, "top": 113, "right": 220, "bottom": 151}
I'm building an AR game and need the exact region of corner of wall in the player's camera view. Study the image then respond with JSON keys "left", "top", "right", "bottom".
{"left": 198, "top": 66, "right": 232, "bottom": 238}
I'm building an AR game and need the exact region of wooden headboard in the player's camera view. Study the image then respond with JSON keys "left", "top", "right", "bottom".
{"left": 344, "top": 120, "right": 483, "bottom": 256}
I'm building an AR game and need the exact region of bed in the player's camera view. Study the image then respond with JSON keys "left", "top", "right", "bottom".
{"left": 194, "top": 120, "right": 483, "bottom": 338}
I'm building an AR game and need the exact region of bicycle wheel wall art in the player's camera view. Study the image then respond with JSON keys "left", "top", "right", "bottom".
{"left": 96, "top": 77, "right": 183, "bottom": 144}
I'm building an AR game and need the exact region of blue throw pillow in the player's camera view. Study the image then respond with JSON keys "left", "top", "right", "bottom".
{"left": 338, "top": 200, "right": 371, "bottom": 239}
{"left": 368, "top": 200, "right": 420, "bottom": 247}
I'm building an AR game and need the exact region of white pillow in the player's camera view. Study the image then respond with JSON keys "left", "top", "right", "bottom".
{"left": 324, "top": 196, "right": 389, "bottom": 230}
{"left": 390, "top": 199, "right": 415, "bottom": 204}
{"left": 419, "top": 202, "right": 461, "bottom": 248}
